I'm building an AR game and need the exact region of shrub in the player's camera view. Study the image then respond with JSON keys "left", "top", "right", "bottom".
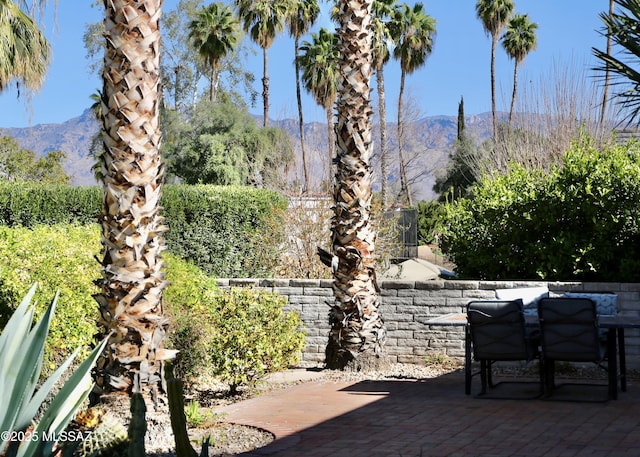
{"left": 0, "top": 224, "right": 102, "bottom": 369}
{"left": 441, "top": 136, "right": 640, "bottom": 281}
{"left": 165, "top": 272, "right": 306, "bottom": 392}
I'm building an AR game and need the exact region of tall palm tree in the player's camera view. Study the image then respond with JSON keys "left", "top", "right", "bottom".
{"left": 501, "top": 13, "right": 537, "bottom": 128}
{"left": 600, "top": 0, "right": 615, "bottom": 126}
{"left": 0, "top": 0, "right": 50, "bottom": 93}
{"left": 593, "top": 0, "right": 640, "bottom": 125}
{"left": 325, "top": 0, "right": 386, "bottom": 370}
{"left": 372, "top": 0, "right": 396, "bottom": 207}
{"left": 298, "top": 28, "right": 339, "bottom": 184}
{"left": 96, "top": 0, "right": 176, "bottom": 396}
{"left": 286, "top": 0, "right": 319, "bottom": 194}
{"left": 476, "top": 0, "right": 514, "bottom": 141}
{"left": 389, "top": 2, "right": 436, "bottom": 207}
{"left": 188, "top": 2, "right": 240, "bottom": 103}
{"left": 235, "top": 0, "right": 290, "bottom": 127}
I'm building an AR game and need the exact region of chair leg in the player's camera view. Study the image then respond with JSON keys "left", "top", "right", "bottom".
{"left": 487, "top": 360, "right": 495, "bottom": 388}
{"left": 480, "top": 360, "right": 488, "bottom": 394}
{"left": 465, "top": 328, "right": 472, "bottom": 395}
{"left": 543, "top": 359, "right": 555, "bottom": 396}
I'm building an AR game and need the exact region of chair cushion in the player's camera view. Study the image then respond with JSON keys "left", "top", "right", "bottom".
{"left": 562, "top": 292, "right": 618, "bottom": 316}
{"left": 495, "top": 286, "right": 549, "bottom": 316}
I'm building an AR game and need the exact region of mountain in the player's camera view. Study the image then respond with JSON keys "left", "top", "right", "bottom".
{"left": 0, "top": 109, "right": 99, "bottom": 186}
{"left": 0, "top": 109, "right": 495, "bottom": 199}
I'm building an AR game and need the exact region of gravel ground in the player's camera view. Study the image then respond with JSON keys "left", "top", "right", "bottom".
{"left": 86, "top": 362, "right": 461, "bottom": 457}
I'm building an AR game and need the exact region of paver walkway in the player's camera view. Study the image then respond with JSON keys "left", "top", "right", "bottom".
{"left": 214, "top": 370, "right": 640, "bottom": 457}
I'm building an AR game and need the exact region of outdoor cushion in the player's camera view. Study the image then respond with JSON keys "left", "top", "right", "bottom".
{"left": 495, "top": 286, "right": 549, "bottom": 316}
{"left": 562, "top": 292, "right": 618, "bottom": 316}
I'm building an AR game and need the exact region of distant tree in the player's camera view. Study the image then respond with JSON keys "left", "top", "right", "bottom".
{"left": 0, "top": 135, "right": 69, "bottom": 184}
{"left": 389, "top": 2, "right": 436, "bottom": 207}
{"left": 235, "top": 0, "right": 290, "bottom": 127}
{"left": 285, "top": 0, "right": 319, "bottom": 194}
{"left": 167, "top": 100, "right": 293, "bottom": 186}
{"left": 433, "top": 97, "right": 478, "bottom": 200}
{"left": 593, "top": 0, "right": 640, "bottom": 125}
{"left": 501, "top": 13, "right": 537, "bottom": 128}
{"left": 476, "top": 0, "right": 514, "bottom": 141}
{"left": 0, "top": 0, "right": 50, "bottom": 94}
{"left": 298, "top": 28, "right": 340, "bottom": 181}
{"left": 371, "top": 0, "right": 397, "bottom": 207}
{"left": 188, "top": 2, "right": 240, "bottom": 103}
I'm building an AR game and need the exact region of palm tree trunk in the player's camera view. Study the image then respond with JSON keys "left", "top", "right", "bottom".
{"left": 397, "top": 69, "right": 412, "bottom": 207}
{"left": 326, "top": 106, "right": 335, "bottom": 188}
{"left": 491, "top": 32, "right": 498, "bottom": 142}
{"left": 262, "top": 46, "right": 269, "bottom": 127}
{"left": 600, "top": 0, "right": 614, "bottom": 127}
{"left": 295, "top": 36, "right": 309, "bottom": 193}
{"left": 326, "top": 0, "right": 386, "bottom": 371}
{"left": 508, "top": 60, "right": 519, "bottom": 128}
{"left": 377, "top": 67, "right": 389, "bottom": 208}
{"left": 95, "top": 0, "right": 175, "bottom": 396}
{"left": 210, "top": 62, "right": 216, "bottom": 103}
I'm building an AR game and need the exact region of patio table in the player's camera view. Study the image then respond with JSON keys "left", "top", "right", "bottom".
{"left": 424, "top": 312, "right": 640, "bottom": 398}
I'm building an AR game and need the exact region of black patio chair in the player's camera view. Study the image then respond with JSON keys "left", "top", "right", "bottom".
{"left": 537, "top": 297, "right": 616, "bottom": 401}
{"left": 466, "top": 300, "right": 543, "bottom": 398}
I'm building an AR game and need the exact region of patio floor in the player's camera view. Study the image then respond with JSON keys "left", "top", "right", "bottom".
{"left": 213, "top": 370, "right": 640, "bottom": 457}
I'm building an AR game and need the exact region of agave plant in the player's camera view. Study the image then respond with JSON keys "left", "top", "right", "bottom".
{"left": 0, "top": 284, "right": 108, "bottom": 457}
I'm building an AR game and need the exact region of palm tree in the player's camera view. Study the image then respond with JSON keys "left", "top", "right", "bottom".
{"left": 501, "top": 13, "right": 537, "bottom": 128}
{"left": 298, "top": 28, "right": 339, "bottom": 184}
{"left": 593, "top": 0, "right": 640, "bottom": 125}
{"left": 0, "top": 0, "right": 50, "bottom": 93}
{"left": 389, "top": 2, "right": 436, "bottom": 207}
{"left": 188, "top": 2, "right": 240, "bottom": 103}
{"left": 600, "top": 0, "right": 615, "bottom": 126}
{"left": 476, "top": 0, "right": 514, "bottom": 141}
{"left": 235, "top": 0, "right": 290, "bottom": 127}
{"left": 325, "top": 0, "right": 386, "bottom": 370}
{"left": 286, "top": 0, "right": 319, "bottom": 194}
{"left": 96, "top": 0, "right": 176, "bottom": 395}
{"left": 371, "top": 0, "right": 396, "bottom": 207}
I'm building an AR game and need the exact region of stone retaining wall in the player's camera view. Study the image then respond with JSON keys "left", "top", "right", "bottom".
{"left": 216, "top": 278, "right": 640, "bottom": 369}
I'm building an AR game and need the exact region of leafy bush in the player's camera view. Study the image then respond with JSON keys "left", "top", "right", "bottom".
{"left": 0, "top": 183, "right": 288, "bottom": 278}
{"left": 0, "top": 224, "right": 102, "bottom": 369}
{"left": 416, "top": 200, "right": 447, "bottom": 245}
{"left": 441, "top": 136, "right": 640, "bottom": 281}
{"left": 165, "top": 264, "right": 306, "bottom": 392}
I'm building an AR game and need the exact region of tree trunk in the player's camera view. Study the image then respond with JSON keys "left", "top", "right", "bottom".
{"left": 600, "top": 0, "right": 614, "bottom": 127}
{"left": 491, "top": 31, "right": 498, "bottom": 142}
{"left": 262, "top": 46, "right": 269, "bottom": 127}
{"left": 326, "top": 106, "right": 335, "bottom": 189}
{"left": 377, "top": 67, "right": 389, "bottom": 208}
{"left": 326, "top": 0, "right": 386, "bottom": 371}
{"left": 508, "top": 60, "right": 519, "bottom": 128}
{"left": 295, "top": 36, "right": 309, "bottom": 193}
{"left": 397, "top": 69, "right": 412, "bottom": 207}
{"left": 95, "top": 0, "right": 175, "bottom": 397}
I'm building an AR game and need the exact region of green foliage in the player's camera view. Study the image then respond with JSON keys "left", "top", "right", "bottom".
{"left": 165, "top": 267, "right": 306, "bottom": 392}
{"left": 0, "top": 183, "right": 287, "bottom": 278}
{"left": 0, "top": 182, "right": 101, "bottom": 227}
{"left": 164, "top": 101, "right": 293, "bottom": 187}
{"left": 0, "top": 284, "right": 108, "bottom": 457}
{"left": 441, "top": 136, "right": 640, "bottom": 281}
{"left": 0, "top": 224, "right": 102, "bottom": 369}
{"left": 162, "top": 184, "right": 287, "bottom": 277}
{"left": 416, "top": 200, "right": 447, "bottom": 245}
{"left": 0, "top": 135, "right": 69, "bottom": 185}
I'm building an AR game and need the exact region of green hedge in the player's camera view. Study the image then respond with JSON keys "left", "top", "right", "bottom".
{"left": 441, "top": 136, "right": 640, "bottom": 281}
{"left": 0, "top": 183, "right": 287, "bottom": 277}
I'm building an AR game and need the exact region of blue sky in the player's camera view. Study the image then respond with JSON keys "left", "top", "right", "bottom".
{"left": 0, "top": 1, "right": 612, "bottom": 128}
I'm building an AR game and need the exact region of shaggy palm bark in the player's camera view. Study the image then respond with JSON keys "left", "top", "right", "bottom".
{"left": 94, "top": 0, "right": 175, "bottom": 397}
{"left": 326, "top": 0, "right": 386, "bottom": 370}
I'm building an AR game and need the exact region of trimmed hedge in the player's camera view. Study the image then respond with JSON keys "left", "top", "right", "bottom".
{"left": 0, "top": 183, "right": 287, "bottom": 277}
